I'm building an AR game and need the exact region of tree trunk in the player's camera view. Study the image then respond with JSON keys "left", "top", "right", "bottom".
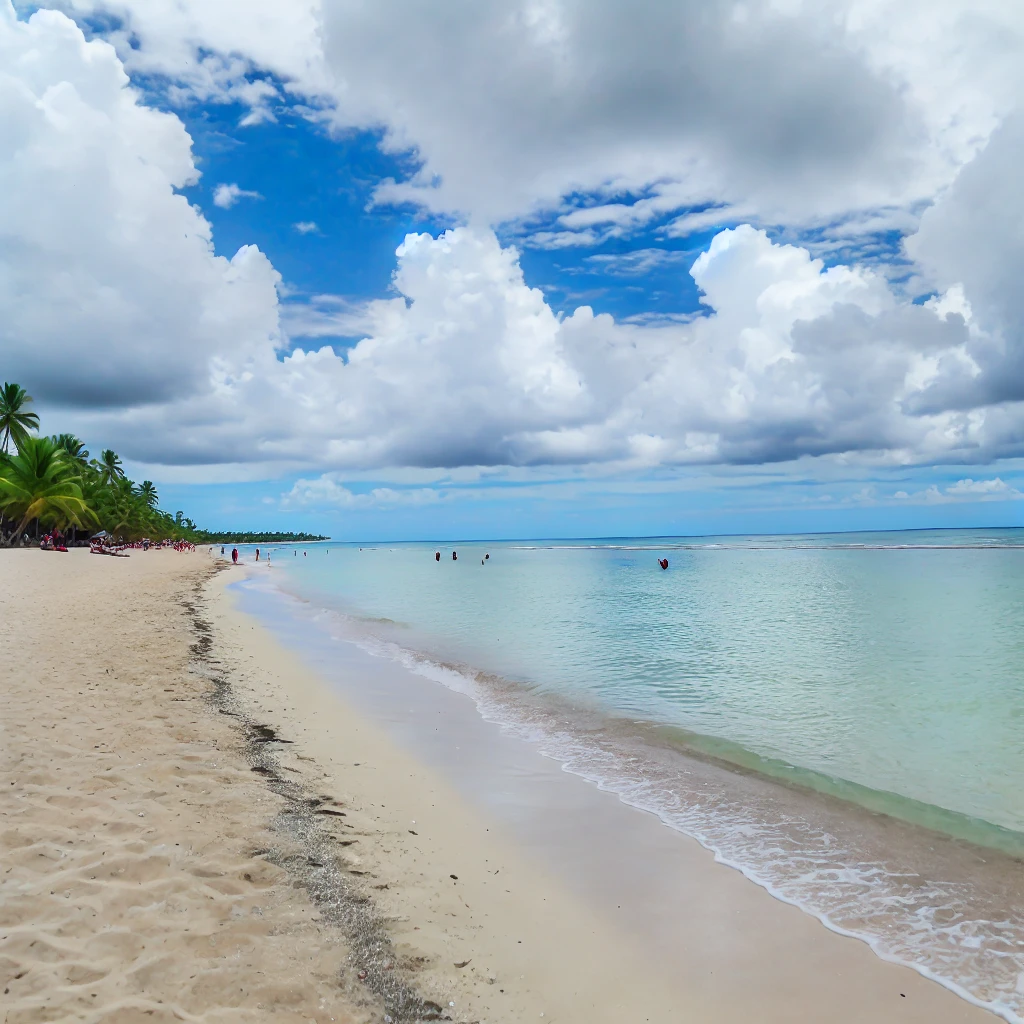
{"left": 11, "top": 512, "right": 31, "bottom": 546}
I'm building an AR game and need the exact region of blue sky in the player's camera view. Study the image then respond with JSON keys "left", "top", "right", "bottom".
{"left": 178, "top": 96, "right": 715, "bottom": 339}
{"left": 155, "top": 466, "right": 1024, "bottom": 542}
{"left": 6, "top": 2, "right": 1024, "bottom": 540}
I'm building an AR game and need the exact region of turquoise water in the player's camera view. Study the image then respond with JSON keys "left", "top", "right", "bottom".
{"left": 266, "top": 529, "right": 1024, "bottom": 839}
{"left": 246, "top": 529, "right": 1024, "bottom": 1020}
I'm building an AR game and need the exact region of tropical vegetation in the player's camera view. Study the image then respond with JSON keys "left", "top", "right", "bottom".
{"left": 0, "top": 381, "right": 329, "bottom": 548}
{"left": 191, "top": 530, "right": 329, "bottom": 544}
{"left": 0, "top": 382, "right": 195, "bottom": 546}
{"left": 0, "top": 382, "right": 40, "bottom": 455}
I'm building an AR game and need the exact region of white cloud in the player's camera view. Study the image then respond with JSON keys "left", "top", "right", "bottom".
{"left": 71, "top": 221, "right": 1004, "bottom": 473}
{"left": 40, "top": 0, "right": 1024, "bottom": 236}
{"left": 946, "top": 477, "right": 1020, "bottom": 498}
{"left": 523, "top": 228, "right": 604, "bottom": 249}
{"left": 0, "top": 3, "right": 282, "bottom": 410}
{"left": 892, "top": 478, "right": 1023, "bottom": 504}
{"left": 8, "top": 1, "right": 1024, "bottom": 492}
{"left": 41, "top": 0, "right": 327, "bottom": 120}
{"left": 585, "top": 248, "right": 690, "bottom": 277}
{"left": 282, "top": 476, "right": 443, "bottom": 509}
{"left": 280, "top": 294, "right": 373, "bottom": 340}
{"left": 213, "top": 182, "right": 261, "bottom": 208}
{"left": 293, "top": 220, "right": 319, "bottom": 234}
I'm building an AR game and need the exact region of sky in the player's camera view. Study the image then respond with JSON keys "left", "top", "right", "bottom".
{"left": 3, "top": 0, "right": 1024, "bottom": 540}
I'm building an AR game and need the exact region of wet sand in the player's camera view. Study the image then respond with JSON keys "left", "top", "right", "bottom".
{"left": 0, "top": 549, "right": 1000, "bottom": 1023}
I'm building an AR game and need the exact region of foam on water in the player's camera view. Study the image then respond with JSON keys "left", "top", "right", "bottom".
{"left": 236, "top": 529, "right": 1024, "bottom": 1021}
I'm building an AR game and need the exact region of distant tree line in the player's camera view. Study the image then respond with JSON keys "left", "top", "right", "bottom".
{"left": 196, "top": 531, "right": 329, "bottom": 544}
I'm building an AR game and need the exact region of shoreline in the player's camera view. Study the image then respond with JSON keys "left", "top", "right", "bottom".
{"left": 236, "top": 555, "right": 1024, "bottom": 1022}
{"left": 219, "top": 561, "right": 1000, "bottom": 1022}
{"left": 0, "top": 550, "right": 1001, "bottom": 1022}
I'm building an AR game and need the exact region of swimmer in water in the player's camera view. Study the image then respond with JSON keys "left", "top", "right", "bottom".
{"left": 659, "top": 558, "right": 669, "bottom": 570}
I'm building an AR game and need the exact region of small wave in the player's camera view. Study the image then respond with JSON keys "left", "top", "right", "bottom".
{"left": 239, "top": 575, "right": 1024, "bottom": 1024}
{"left": 339, "top": 620, "right": 1024, "bottom": 1021}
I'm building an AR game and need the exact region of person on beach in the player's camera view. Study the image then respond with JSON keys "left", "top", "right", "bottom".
{"left": 255, "top": 547, "right": 260, "bottom": 561}
{"left": 231, "top": 547, "right": 238, "bottom": 564}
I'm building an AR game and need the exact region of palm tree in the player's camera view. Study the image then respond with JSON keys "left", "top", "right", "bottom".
{"left": 95, "top": 478, "right": 149, "bottom": 541}
{"left": 54, "top": 433, "right": 90, "bottom": 471}
{"left": 91, "top": 448, "right": 124, "bottom": 487}
{"left": 135, "top": 480, "right": 158, "bottom": 509}
{"left": 52, "top": 435, "right": 91, "bottom": 544}
{"left": 0, "top": 436, "right": 95, "bottom": 545}
{"left": 0, "top": 382, "right": 40, "bottom": 455}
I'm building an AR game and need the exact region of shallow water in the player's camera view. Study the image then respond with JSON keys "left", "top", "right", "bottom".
{"left": 244, "top": 528, "right": 1024, "bottom": 1020}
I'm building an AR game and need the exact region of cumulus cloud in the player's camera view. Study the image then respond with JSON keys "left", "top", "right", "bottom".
{"left": 41, "top": 0, "right": 327, "bottom": 119}
{"left": 66, "top": 220, "right": 1005, "bottom": 474}
{"left": 213, "top": 182, "right": 261, "bottom": 208}
{"left": 282, "top": 476, "right": 443, "bottom": 509}
{"left": 6, "top": 1, "right": 1024, "bottom": 492}
{"left": 892, "top": 478, "right": 1022, "bottom": 504}
{"left": 946, "top": 477, "right": 1020, "bottom": 498}
{"left": 293, "top": 221, "right": 319, "bottom": 234}
{"left": 0, "top": 3, "right": 282, "bottom": 410}
{"left": 38, "top": 0, "right": 1024, "bottom": 235}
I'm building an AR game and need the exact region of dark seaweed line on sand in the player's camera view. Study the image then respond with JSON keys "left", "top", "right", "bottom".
{"left": 182, "top": 569, "right": 453, "bottom": 1024}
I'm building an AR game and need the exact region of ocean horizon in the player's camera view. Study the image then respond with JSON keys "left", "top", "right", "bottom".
{"left": 234, "top": 525, "right": 1024, "bottom": 1022}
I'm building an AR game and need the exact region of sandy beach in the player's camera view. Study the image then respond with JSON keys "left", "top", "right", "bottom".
{"left": 0, "top": 549, "right": 1000, "bottom": 1023}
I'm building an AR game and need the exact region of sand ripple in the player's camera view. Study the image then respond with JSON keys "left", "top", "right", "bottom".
{"left": 0, "top": 552, "right": 361, "bottom": 1024}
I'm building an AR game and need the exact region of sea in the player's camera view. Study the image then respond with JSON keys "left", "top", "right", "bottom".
{"left": 236, "top": 528, "right": 1024, "bottom": 1021}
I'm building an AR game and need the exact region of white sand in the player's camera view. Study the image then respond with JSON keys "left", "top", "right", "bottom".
{"left": 0, "top": 549, "right": 998, "bottom": 1023}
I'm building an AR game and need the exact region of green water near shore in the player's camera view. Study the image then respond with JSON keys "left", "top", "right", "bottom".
{"left": 264, "top": 527, "right": 1024, "bottom": 843}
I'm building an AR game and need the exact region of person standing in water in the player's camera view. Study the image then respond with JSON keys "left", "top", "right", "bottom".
{"left": 435, "top": 551, "right": 441, "bottom": 562}
{"left": 231, "top": 547, "right": 238, "bottom": 564}
{"left": 255, "top": 547, "right": 260, "bottom": 562}
{"left": 452, "top": 551, "right": 457, "bottom": 561}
